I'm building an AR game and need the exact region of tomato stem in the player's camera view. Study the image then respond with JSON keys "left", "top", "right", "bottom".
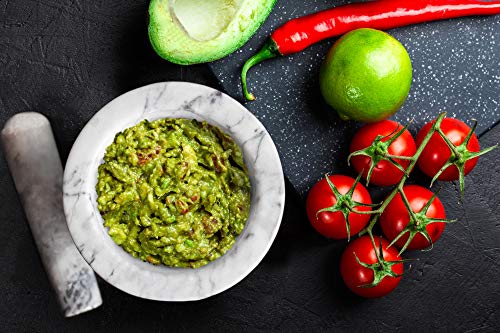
{"left": 360, "top": 113, "right": 447, "bottom": 243}
{"left": 352, "top": 112, "right": 494, "bottom": 288}
{"left": 348, "top": 120, "right": 415, "bottom": 186}
{"left": 316, "top": 173, "right": 375, "bottom": 241}
{"left": 385, "top": 154, "right": 414, "bottom": 160}
{"left": 353, "top": 238, "right": 406, "bottom": 289}
{"left": 432, "top": 120, "right": 497, "bottom": 198}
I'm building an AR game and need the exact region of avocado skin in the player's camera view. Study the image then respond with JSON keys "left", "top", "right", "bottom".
{"left": 148, "top": 0, "right": 276, "bottom": 65}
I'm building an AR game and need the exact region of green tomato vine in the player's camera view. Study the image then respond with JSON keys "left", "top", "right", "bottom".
{"left": 320, "top": 112, "right": 497, "bottom": 287}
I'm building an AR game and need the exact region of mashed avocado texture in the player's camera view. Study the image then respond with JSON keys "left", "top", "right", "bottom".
{"left": 96, "top": 118, "right": 251, "bottom": 268}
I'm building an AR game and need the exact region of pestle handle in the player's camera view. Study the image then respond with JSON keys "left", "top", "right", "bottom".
{"left": 2, "top": 112, "right": 102, "bottom": 317}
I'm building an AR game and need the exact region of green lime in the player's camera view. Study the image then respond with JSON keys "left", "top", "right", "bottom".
{"left": 319, "top": 28, "right": 412, "bottom": 122}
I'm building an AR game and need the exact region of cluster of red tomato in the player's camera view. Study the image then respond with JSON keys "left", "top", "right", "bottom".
{"left": 306, "top": 118, "right": 483, "bottom": 298}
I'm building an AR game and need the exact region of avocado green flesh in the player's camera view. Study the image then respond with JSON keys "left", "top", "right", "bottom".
{"left": 148, "top": 0, "right": 277, "bottom": 64}
{"left": 96, "top": 118, "right": 251, "bottom": 268}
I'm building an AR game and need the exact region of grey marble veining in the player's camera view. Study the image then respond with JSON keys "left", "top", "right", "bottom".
{"left": 1, "top": 113, "right": 102, "bottom": 317}
{"left": 63, "top": 82, "right": 285, "bottom": 301}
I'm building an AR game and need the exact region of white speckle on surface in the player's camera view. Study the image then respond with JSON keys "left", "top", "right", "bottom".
{"left": 211, "top": 2, "right": 499, "bottom": 196}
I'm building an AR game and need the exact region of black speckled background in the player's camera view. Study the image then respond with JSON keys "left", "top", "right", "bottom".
{"left": 210, "top": 0, "right": 500, "bottom": 197}
{"left": 1, "top": 1, "right": 500, "bottom": 332}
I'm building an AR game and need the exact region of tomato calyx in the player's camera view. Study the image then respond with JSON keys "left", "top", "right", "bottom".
{"left": 353, "top": 237, "right": 405, "bottom": 288}
{"left": 389, "top": 189, "right": 456, "bottom": 254}
{"left": 316, "top": 173, "right": 378, "bottom": 241}
{"left": 432, "top": 120, "right": 497, "bottom": 196}
{"left": 348, "top": 123, "right": 413, "bottom": 185}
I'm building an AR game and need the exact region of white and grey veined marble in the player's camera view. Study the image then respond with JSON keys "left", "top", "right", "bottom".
{"left": 2, "top": 113, "right": 102, "bottom": 317}
{"left": 63, "top": 82, "right": 285, "bottom": 301}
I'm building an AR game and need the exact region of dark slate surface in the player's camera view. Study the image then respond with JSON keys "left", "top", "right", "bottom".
{"left": 1, "top": 1, "right": 500, "bottom": 332}
{"left": 209, "top": 0, "right": 500, "bottom": 197}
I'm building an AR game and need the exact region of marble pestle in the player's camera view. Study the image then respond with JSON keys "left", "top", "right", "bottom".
{"left": 1, "top": 112, "right": 102, "bottom": 317}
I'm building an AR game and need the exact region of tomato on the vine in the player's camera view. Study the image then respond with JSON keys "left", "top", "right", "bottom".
{"left": 380, "top": 185, "right": 448, "bottom": 251}
{"left": 416, "top": 118, "right": 480, "bottom": 181}
{"left": 350, "top": 120, "right": 416, "bottom": 186}
{"left": 340, "top": 235, "right": 404, "bottom": 298}
{"left": 306, "top": 175, "right": 372, "bottom": 240}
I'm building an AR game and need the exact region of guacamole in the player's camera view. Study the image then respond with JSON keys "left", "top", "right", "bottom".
{"left": 96, "top": 118, "right": 251, "bottom": 268}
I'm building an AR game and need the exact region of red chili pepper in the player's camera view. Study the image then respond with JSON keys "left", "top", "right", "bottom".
{"left": 241, "top": 0, "right": 500, "bottom": 101}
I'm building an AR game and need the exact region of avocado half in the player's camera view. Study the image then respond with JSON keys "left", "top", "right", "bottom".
{"left": 148, "top": 0, "right": 276, "bottom": 65}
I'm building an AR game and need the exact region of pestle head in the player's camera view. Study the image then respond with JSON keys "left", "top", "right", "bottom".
{"left": 2, "top": 112, "right": 50, "bottom": 134}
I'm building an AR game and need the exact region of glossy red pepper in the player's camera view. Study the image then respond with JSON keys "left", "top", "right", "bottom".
{"left": 241, "top": 0, "right": 500, "bottom": 100}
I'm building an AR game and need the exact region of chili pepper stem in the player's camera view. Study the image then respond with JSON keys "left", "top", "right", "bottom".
{"left": 241, "top": 39, "right": 281, "bottom": 101}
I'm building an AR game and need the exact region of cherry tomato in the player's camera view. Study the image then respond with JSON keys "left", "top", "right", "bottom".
{"left": 380, "top": 185, "right": 446, "bottom": 250}
{"left": 340, "top": 235, "right": 403, "bottom": 298}
{"left": 416, "top": 118, "right": 480, "bottom": 181}
{"left": 350, "top": 120, "right": 416, "bottom": 186}
{"left": 306, "top": 175, "right": 372, "bottom": 239}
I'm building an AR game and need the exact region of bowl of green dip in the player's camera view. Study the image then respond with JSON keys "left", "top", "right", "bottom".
{"left": 63, "top": 82, "right": 285, "bottom": 301}
{"left": 96, "top": 118, "right": 252, "bottom": 269}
